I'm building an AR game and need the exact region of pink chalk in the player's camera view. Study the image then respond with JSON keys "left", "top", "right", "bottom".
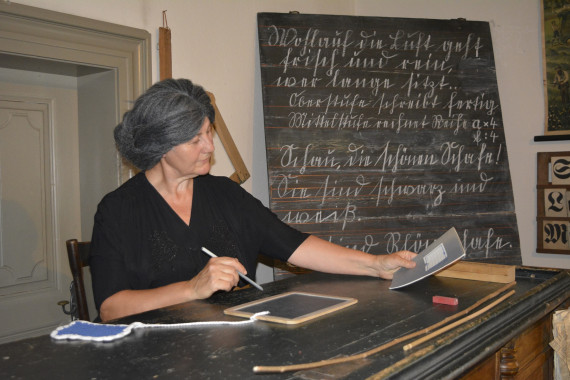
{"left": 433, "top": 295, "right": 458, "bottom": 306}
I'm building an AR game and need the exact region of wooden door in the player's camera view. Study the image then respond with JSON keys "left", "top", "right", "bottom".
{"left": 0, "top": 73, "right": 79, "bottom": 343}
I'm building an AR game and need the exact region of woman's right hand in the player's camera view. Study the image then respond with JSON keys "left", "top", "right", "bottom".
{"left": 99, "top": 257, "right": 248, "bottom": 322}
{"left": 188, "top": 257, "right": 248, "bottom": 299}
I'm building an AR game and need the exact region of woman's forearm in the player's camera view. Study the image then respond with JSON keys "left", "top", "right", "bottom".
{"left": 288, "top": 235, "right": 378, "bottom": 276}
{"left": 288, "top": 235, "right": 416, "bottom": 279}
{"left": 99, "top": 281, "right": 194, "bottom": 322}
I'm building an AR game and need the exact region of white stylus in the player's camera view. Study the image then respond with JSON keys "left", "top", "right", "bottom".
{"left": 201, "top": 247, "right": 264, "bottom": 291}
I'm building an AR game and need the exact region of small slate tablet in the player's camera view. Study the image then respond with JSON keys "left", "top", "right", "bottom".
{"left": 390, "top": 227, "right": 466, "bottom": 289}
{"left": 224, "top": 291, "right": 357, "bottom": 324}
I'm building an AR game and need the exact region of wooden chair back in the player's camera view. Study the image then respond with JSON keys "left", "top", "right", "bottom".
{"left": 66, "top": 239, "right": 91, "bottom": 321}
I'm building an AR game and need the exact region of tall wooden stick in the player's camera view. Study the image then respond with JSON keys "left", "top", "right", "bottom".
{"left": 403, "top": 290, "right": 515, "bottom": 351}
{"left": 207, "top": 92, "right": 250, "bottom": 184}
{"left": 159, "top": 10, "right": 171, "bottom": 80}
{"left": 253, "top": 281, "right": 516, "bottom": 374}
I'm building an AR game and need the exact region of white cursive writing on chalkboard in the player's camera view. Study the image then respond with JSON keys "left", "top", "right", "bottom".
{"left": 370, "top": 176, "right": 445, "bottom": 207}
{"left": 445, "top": 92, "right": 499, "bottom": 117}
{"left": 440, "top": 142, "right": 495, "bottom": 172}
{"left": 315, "top": 174, "right": 368, "bottom": 205}
{"left": 279, "top": 143, "right": 341, "bottom": 174}
{"left": 259, "top": 14, "right": 519, "bottom": 263}
{"left": 280, "top": 201, "right": 356, "bottom": 230}
{"left": 462, "top": 228, "right": 513, "bottom": 258}
{"left": 385, "top": 232, "right": 432, "bottom": 253}
{"left": 384, "top": 228, "right": 512, "bottom": 256}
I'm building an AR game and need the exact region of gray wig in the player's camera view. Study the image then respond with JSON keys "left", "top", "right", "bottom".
{"left": 114, "top": 78, "right": 215, "bottom": 170}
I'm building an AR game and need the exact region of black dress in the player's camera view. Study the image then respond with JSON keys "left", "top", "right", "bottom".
{"left": 89, "top": 172, "right": 308, "bottom": 311}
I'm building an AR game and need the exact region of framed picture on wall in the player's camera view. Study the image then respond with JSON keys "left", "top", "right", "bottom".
{"left": 541, "top": 0, "right": 570, "bottom": 135}
{"left": 537, "top": 152, "right": 570, "bottom": 254}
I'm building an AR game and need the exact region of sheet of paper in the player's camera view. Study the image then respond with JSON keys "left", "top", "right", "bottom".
{"left": 389, "top": 227, "right": 466, "bottom": 290}
{"left": 551, "top": 308, "right": 570, "bottom": 380}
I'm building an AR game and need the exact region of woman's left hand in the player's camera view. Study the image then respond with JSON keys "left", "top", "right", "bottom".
{"left": 373, "top": 250, "right": 417, "bottom": 279}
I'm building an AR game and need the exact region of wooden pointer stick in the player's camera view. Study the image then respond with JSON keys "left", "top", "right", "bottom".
{"left": 253, "top": 281, "right": 516, "bottom": 373}
{"left": 403, "top": 289, "right": 515, "bottom": 351}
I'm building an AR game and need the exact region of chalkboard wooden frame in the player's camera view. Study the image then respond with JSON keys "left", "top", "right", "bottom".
{"left": 224, "top": 291, "right": 357, "bottom": 324}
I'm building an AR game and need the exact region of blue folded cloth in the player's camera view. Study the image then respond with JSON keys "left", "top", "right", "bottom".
{"left": 50, "top": 311, "right": 269, "bottom": 342}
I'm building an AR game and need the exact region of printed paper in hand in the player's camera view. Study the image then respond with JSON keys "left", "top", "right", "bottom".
{"left": 389, "top": 227, "right": 466, "bottom": 290}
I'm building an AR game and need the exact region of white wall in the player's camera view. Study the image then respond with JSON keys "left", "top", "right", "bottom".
{"left": 11, "top": 0, "right": 569, "bottom": 269}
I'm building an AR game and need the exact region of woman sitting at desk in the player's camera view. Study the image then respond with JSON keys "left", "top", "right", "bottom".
{"left": 90, "top": 78, "right": 416, "bottom": 322}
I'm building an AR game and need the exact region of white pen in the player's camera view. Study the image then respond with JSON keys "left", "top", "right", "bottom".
{"left": 201, "top": 247, "right": 264, "bottom": 291}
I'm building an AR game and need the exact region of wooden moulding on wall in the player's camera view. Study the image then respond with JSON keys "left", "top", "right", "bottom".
{"left": 537, "top": 151, "right": 570, "bottom": 254}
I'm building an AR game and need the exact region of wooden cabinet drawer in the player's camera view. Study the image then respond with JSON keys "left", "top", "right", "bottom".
{"left": 462, "top": 314, "right": 553, "bottom": 379}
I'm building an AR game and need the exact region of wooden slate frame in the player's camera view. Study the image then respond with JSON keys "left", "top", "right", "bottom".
{"left": 224, "top": 291, "right": 357, "bottom": 324}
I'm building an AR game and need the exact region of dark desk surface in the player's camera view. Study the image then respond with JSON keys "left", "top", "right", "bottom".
{"left": 1, "top": 267, "right": 569, "bottom": 379}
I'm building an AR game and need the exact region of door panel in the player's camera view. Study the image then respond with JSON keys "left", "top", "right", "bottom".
{"left": 0, "top": 101, "right": 50, "bottom": 288}
{"left": 0, "top": 73, "right": 79, "bottom": 343}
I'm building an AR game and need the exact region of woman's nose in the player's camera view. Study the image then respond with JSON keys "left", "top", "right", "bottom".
{"left": 203, "top": 134, "right": 214, "bottom": 152}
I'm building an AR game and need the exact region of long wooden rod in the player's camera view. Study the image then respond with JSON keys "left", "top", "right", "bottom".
{"left": 403, "top": 289, "right": 515, "bottom": 351}
{"left": 253, "top": 281, "right": 516, "bottom": 374}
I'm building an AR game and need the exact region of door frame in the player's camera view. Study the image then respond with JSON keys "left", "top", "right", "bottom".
{"left": 0, "top": 1, "right": 151, "bottom": 184}
{"left": 0, "top": 2, "right": 151, "bottom": 340}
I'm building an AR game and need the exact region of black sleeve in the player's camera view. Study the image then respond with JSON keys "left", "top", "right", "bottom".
{"left": 218, "top": 177, "right": 309, "bottom": 262}
{"left": 89, "top": 193, "right": 131, "bottom": 311}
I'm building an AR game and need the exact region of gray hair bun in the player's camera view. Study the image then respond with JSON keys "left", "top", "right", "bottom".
{"left": 114, "top": 78, "right": 215, "bottom": 170}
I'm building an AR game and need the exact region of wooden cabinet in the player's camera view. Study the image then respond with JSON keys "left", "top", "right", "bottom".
{"left": 462, "top": 312, "right": 554, "bottom": 379}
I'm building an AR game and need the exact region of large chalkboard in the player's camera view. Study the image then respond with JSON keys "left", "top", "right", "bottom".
{"left": 257, "top": 12, "right": 521, "bottom": 264}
